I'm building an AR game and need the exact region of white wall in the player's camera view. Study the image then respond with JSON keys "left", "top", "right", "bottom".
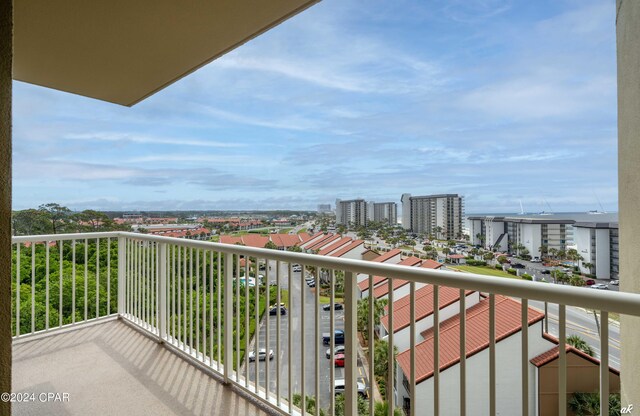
{"left": 520, "top": 224, "right": 542, "bottom": 258}
{"left": 575, "top": 227, "right": 593, "bottom": 275}
{"left": 398, "top": 321, "right": 554, "bottom": 416}
{"left": 595, "top": 228, "right": 611, "bottom": 279}
{"left": 377, "top": 282, "right": 427, "bottom": 302}
{"left": 340, "top": 245, "right": 366, "bottom": 261}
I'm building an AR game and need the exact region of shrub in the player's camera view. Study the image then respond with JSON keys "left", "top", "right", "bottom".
{"left": 522, "top": 273, "right": 533, "bottom": 280}
{"left": 466, "top": 260, "right": 487, "bottom": 266}
{"left": 507, "top": 268, "right": 517, "bottom": 275}
{"left": 495, "top": 264, "right": 503, "bottom": 270}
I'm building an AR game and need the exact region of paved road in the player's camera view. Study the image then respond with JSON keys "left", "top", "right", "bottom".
{"left": 529, "top": 300, "right": 621, "bottom": 369}
{"left": 244, "top": 260, "right": 367, "bottom": 410}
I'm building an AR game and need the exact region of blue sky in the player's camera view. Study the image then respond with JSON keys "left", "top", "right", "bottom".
{"left": 13, "top": 0, "right": 618, "bottom": 213}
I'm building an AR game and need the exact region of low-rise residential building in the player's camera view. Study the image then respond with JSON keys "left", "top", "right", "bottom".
{"left": 396, "top": 296, "right": 554, "bottom": 416}
{"left": 573, "top": 222, "right": 619, "bottom": 280}
{"left": 358, "top": 256, "right": 422, "bottom": 298}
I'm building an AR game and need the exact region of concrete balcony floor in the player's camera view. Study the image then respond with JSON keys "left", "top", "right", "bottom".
{"left": 12, "top": 320, "right": 268, "bottom": 416}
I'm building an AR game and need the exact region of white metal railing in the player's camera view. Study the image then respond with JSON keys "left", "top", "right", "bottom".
{"left": 11, "top": 231, "right": 640, "bottom": 416}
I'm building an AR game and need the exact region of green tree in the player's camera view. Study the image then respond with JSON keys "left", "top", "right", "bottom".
{"left": 567, "top": 335, "right": 595, "bottom": 356}
{"left": 568, "top": 392, "right": 620, "bottom": 416}
{"left": 374, "top": 401, "right": 403, "bottom": 416}
{"left": 357, "top": 297, "right": 387, "bottom": 342}
{"left": 373, "top": 339, "right": 397, "bottom": 401}
{"left": 264, "top": 241, "right": 279, "bottom": 250}
{"left": 292, "top": 394, "right": 325, "bottom": 416}
{"left": 12, "top": 209, "right": 50, "bottom": 236}
{"left": 39, "top": 203, "right": 72, "bottom": 234}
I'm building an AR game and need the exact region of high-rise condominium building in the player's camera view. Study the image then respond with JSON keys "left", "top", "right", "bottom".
{"left": 401, "top": 193, "right": 464, "bottom": 239}
{"left": 335, "top": 199, "right": 368, "bottom": 227}
{"left": 367, "top": 201, "right": 398, "bottom": 226}
{"left": 317, "top": 204, "right": 332, "bottom": 213}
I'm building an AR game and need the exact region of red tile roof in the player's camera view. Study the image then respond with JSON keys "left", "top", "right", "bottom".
{"left": 397, "top": 296, "right": 544, "bottom": 384}
{"left": 420, "top": 260, "right": 443, "bottom": 269}
{"left": 318, "top": 237, "right": 353, "bottom": 256}
{"left": 240, "top": 234, "right": 270, "bottom": 248}
{"left": 380, "top": 287, "right": 475, "bottom": 333}
{"left": 530, "top": 345, "right": 620, "bottom": 375}
{"left": 357, "top": 275, "right": 387, "bottom": 291}
{"left": 372, "top": 248, "right": 402, "bottom": 263}
{"left": 329, "top": 240, "right": 364, "bottom": 258}
{"left": 220, "top": 235, "right": 243, "bottom": 245}
{"left": 298, "top": 232, "right": 311, "bottom": 242}
{"left": 300, "top": 232, "right": 323, "bottom": 245}
{"left": 270, "top": 234, "right": 302, "bottom": 248}
{"left": 308, "top": 234, "right": 341, "bottom": 251}
{"left": 368, "top": 257, "right": 423, "bottom": 298}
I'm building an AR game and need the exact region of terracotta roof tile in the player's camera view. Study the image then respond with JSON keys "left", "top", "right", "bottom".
{"left": 420, "top": 260, "right": 443, "bottom": 269}
{"left": 240, "top": 234, "right": 270, "bottom": 248}
{"left": 318, "top": 237, "right": 353, "bottom": 256}
{"left": 372, "top": 249, "right": 402, "bottom": 263}
{"left": 357, "top": 275, "right": 387, "bottom": 291}
{"left": 308, "top": 234, "right": 341, "bottom": 251}
{"left": 530, "top": 345, "right": 620, "bottom": 375}
{"left": 329, "top": 240, "right": 364, "bottom": 258}
{"left": 220, "top": 235, "right": 243, "bottom": 245}
{"left": 369, "top": 257, "right": 423, "bottom": 298}
{"left": 397, "top": 296, "right": 544, "bottom": 383}
{"left": 380, "top": 287, "right": 475, "bottom": 333}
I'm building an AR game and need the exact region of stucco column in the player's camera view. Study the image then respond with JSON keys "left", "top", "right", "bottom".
{"left": 617, "top": 0, "right": 640, "bottom": 409}
{"left": 0, "top": 0, "right": 11, "bottom": 415}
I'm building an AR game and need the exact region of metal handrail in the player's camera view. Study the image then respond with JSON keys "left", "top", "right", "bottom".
{"left": 12, "top": 231, "right": 640, "bottom": 316}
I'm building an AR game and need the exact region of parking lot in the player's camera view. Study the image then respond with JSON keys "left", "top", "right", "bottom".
{"left": 244, "top": 261, "right": 367, "bottom": 410}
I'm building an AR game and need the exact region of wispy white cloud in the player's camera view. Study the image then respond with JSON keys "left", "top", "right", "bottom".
{"left": 64, "top": 132, "right": 245, "bottom": 148}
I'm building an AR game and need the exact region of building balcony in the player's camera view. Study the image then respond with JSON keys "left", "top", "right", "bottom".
{"left": 11, "top": 232, "right": 640, "bottom": 416}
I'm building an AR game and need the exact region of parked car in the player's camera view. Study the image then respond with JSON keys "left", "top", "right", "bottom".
{"left": 307, "top": 280, "right": 316, "bottom": 288}
{"left": 512, "top": 263, "right": 526, "bottom": 269}
{"left": 269, "top": 303, "right": 287, "bottom": 315}
{"left": 322, "top": 303, "right": 344, "bottom": 311}
{"left": 541, "top": 270, "right": 551, "bottom": 275}
{"left": 334, "top": 379, "right": 368, "bottom": 398}
{"left": 326, "top": 345, "right": 345, "bottom": 359}
{"left": 322, "top": 329, "right": 345, "bottom": 345}
{"left": 292, "top": 264, "right": 302, "bottom": 272}
{"left": 585, "top": 279, "right": 596, "bottom": 286}
{"left": 334, "top": 353, "right": 345, "bottom": 367}
{"left": 531, "top": 257, "right": 542, "bottom": 263}
{"left": 610, "top": 279, "right": 620, "bottom": 286}
{"left": 591, "top": 283, "right": 609, "bottom": 290}
{"left": 248, "top": 348, "right": 274, "bottom": 362}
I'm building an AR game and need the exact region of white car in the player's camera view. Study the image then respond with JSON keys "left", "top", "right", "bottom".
{"left": 591, "top": 283, "right": 609, "bottom": 290}
{"left": 610, "top": 279, "right": 620, "bottom": 286}
{"left": 292, "top": 264, "right": 302, "bottom": 272}
{"left": 334, "top": 379, "right": 368, "bottom": 398}
{"left": 248, "top": 348, "right": 274, "bottom": 362}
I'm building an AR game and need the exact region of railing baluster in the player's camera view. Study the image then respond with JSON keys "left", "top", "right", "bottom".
{"left": 301, "top": 264, "right": 306, "bottom": 414}
{"left": 368, "top": 273, "right": 374, "bottom": 416}
{"left": 72, "top": 240, "right": 76, "bottom": 324}
{"left": 107, "top": 238, "right": 111, "bottom": 315}
{"left": 287, "top": 262, "right": 293, "bottom": 411}
{"left": 433, "top": 284, "right": 440, "bottom": 416}
{"left": 245, "top": 257, "right": 250, "bottom": 387}
{"left": 314, "top": 267, "right": 320, "bottom": 416}
{"left": 223, "top": 252, "right": 233, "bottom": 383}
{"left": 344, "top": 270, "right": 357, "bottom": 416}
{"left": 31, "top": 243, "right": 35, "bottom": 333}
{"left": 217, "top": 251, "right": 222, "bottom": 371}
{"left": 184, "top": 246, "right": 188, "bottom": 348}
{"left": 84, "top": 238, "right": 88, "bottom": 322}
{"left": 16, "top": 243, "right": 20, "bottom": 336}
{"left": 410, "top": 282, "right": 416, "bottom": 416}
{"left": 196, "top": 249, "right": 201, "bottom": 355}
{"left": 489, "top": 293, "right": 496, "bottom": 416}
{"left": 600, "top": 310, "right": 609, "bottom": 416}
{"left": 96, "top": 238, "right": 99, "bottom": 319}
{"left": 558, "top": 304, "right": 566, "bottom": 416}
{"left": 142, "top": 241, "right": 146, "bottom": 327}
{"left": 59, "top": 241, "right": 63, "bottom": 326}
{"left": 388, "top": 277, "right": 395, "bottom": 416}
{"left": 276, "top": 260, "right": 281, "bottom": 405}
{"left": 521, "top": 299, "right": 529, "bottom": 416}
{"left": 210, "top": 250, "right": 214, "bottom": 363}
{"left": 255, "top": 257, "right": 260, "bottom": 393}
{"left": 459, "top": 289, "right": 466, "bottom": 416}
{"left": 237, "top": 255, "right": 241, "bottom": 382}
{"left": 202, "top": 250, "right": 206, "bottom": 360}
{"left": 45, "top": 241, "right": 50, "bottom": 330}
{"left": 189, "top": 247, "right": 194, "bottom": 353}
{"left": 178, "top": 246, "right": 183, "bottom": 347}
{"left": 158, "top": 242, "right": 167, "bottom": 341}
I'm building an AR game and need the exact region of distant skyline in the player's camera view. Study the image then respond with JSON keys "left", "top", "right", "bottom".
{"left": 13, "top": 0, "right": 618, "bottom": 213}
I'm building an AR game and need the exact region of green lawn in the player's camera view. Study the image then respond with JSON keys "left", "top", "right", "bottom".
{"left": 450, "top": 265, "right": 520, "bottom": 279}
{"left": 297, "top": 228, "right": 307, "bottom": 234}
{"left": 319, "top": 295, "right": 345, "bottom": 304}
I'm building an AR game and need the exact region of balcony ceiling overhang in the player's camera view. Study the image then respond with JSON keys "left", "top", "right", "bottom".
{"left": 13, "top": 0, "right": 319, "bottom": 106}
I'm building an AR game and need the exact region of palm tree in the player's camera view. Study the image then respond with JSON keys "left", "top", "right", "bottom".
{"left": 567, "top": 335, "right": 595, "bottom": 356}
{"left": 357, "top": 297, "right": 387, "bottom": 343}
{"left": 374, "top": 401, "right": 403, "bottom": 416}
{"left": 292, "top": 394, "right": 325, "bottom": 416}
{"left": 582, "top": 262, "right": 594, "bottom": 275}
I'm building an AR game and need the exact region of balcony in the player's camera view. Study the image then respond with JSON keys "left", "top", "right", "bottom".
{"left": 11, "top": 232, "right": 640, "bottom": 416}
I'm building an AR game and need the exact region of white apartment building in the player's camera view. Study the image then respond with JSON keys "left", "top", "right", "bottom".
{"left": 401, "top": 194, "right": 464, "bottom": 240}
{"left": 573, "top": 222, "right": 619, "bottom": 280}
{"left": 335, "top": 198, "right": 368, "bottom": 227}
{"left": 469, "top": 216, "right": 573, "bottom": 258}
{"left": 367, "top": 201, "right": 398, "bottom": 226}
